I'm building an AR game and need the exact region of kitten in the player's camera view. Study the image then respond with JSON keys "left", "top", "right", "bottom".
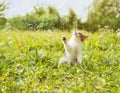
{"left": 58, "top": 31, "right": 88, "bottom": 67}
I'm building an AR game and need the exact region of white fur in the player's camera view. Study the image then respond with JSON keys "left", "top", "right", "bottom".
{"left": 58, "top": 33, "right": 83, "bottom": 67}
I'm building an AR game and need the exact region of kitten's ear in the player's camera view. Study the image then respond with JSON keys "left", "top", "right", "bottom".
{"left": 72, "top": 31, "right": 76, "bottom": 34}
{"left": 81, "top": 34, "right": 88, "bottom": 42}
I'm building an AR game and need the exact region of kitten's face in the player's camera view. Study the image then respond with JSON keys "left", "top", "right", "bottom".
{"left": 73, "top": 31, "right": 88, "bottom": 42}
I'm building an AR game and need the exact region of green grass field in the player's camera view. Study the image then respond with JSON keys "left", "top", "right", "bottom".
{"left": 0, "top": 30, "right": 120, "bottom": 93}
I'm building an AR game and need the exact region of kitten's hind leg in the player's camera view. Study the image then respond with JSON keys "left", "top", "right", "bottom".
{"left": 58, "top": 57, "right": 68, "bottom": 68}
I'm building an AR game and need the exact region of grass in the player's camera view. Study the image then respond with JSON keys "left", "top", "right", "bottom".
{"left": 0, "top": 30, "right": 120, "bottom": 93}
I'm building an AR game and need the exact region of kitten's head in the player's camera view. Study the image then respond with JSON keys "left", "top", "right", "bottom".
{"left": 72, "top": 31, "right": 88, "bottom": 42}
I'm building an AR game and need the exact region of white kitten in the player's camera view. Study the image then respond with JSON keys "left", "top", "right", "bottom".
{"left": 58, "top": 31, "right": 88, "bottom": 67}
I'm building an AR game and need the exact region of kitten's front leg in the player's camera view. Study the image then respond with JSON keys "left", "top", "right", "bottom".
{"left": 62, "top": 36, "right": 71, "bottom": 54}
{"left": 77, "top": 53, "right": 82, "bottom": 65}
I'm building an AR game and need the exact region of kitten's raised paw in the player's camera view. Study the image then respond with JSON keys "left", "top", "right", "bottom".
{"left": 62, "top": 36, "right": 66, "bottom": 41}
{"left": 62, "top": 36, "right": 67, "bottom": 43}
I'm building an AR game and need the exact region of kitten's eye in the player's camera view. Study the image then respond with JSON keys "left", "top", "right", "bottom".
{"left": 75, "top": 32, "right": 77, "bottom": 34}
{"left": 78, "top": 33, "right": 81, "bottom": 35}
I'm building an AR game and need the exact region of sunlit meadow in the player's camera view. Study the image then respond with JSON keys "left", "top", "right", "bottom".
{"left": 0, "top": 30, "right": 120, "bottom": 93}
